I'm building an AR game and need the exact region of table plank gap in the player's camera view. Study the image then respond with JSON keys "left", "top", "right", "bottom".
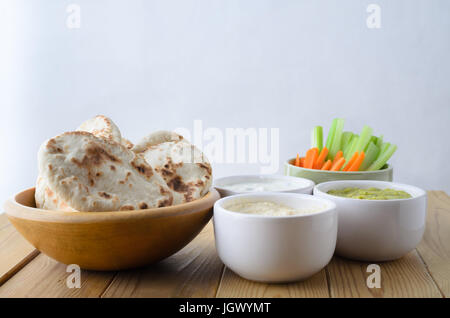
{"left": 214, "top": 264, "right": 227, "bottom": 298}
{"left": 98, "top": 272, "right": 118, "bottom": 298}
{"left": 416, "top": 191, "right": 450, "bottom": 297}
{"left": 101, "top": 221, "right": 224, "bottom": 298}
{"left": 325, "top": 266, "right": 332, "bottom": 298}
{"left": 415, "top": 248, "right": 445, "bottom": 298}
{"left": 0, "top": 214, "right": 40, "bottom": 286}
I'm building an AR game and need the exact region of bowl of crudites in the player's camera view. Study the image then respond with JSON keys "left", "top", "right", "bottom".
{"left": 4, "top": 115, "right": 219, "bottom": 270}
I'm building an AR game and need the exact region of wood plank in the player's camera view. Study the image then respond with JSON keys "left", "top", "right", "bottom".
{"left": 327, "top": 250, "right": 442, "bottom": 298}
{"left": 102, "top": 222, "right": 224, "bottom": 298}
{"left": 0, "top": 253, "right": 116, "bottom": 297}
{"left": 215, "top": 268, "right": 329, "bottom": 298}
{"left": 416, "top": 191, "right": 450, "bottom": 297}
{"left": 0, "top": 214, "right": 39, "bottom": 286}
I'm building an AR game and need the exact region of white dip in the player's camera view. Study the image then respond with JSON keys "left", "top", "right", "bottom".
{"left": 222, "top": 179, "right": 302, "bottom": 193}
{"left": 224, "top": 200, "right": 323, "bottom": 216}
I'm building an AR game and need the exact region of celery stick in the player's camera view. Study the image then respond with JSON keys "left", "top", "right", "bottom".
{"left": 344, "top": 136, "right": 357, "bottom": 160}
{"left": 325, "top": 119, "right": 338, "bottom": 151}
{"left": 341, "top": 132, "right": 353, "bottom": 151}
{"left": 329, "top": 118, "right": 345, "bottom": 159}
{"left": 354, "top": 125, "right": 373, "bottom": 153}
{"left": 360, "top": 142, "right": 380, "bottom": 171}
{"left": 380, "top": 142, "right": 390, "bottom": 155}
{"left": 376, "top": 135, "right": 384, "bottom": 148}
{"left": 311, "top": 126, "right": 323, "bottom": 151}
{"left": 366, "top": 137, "right": 375, "bottom": 152}
{"left": 367, "top": 144, "right": 397, "bottom": 171}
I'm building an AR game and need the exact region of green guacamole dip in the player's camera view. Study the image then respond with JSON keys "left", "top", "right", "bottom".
{"left": 327, "top": 187, "right": 412, "bottom": 200}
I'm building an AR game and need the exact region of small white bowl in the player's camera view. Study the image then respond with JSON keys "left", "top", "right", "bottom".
{"left": 314, "top": 180, "right": 427, "bottom": 262}
{"left": 214, "top": 174, "right": 315, "bottom": 197}
{"left": 213, "top": 193, "right": 337, "bottom": 283}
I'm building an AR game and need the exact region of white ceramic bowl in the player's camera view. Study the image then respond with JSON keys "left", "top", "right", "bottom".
{"left": 214, "top": 174, "right": 315, "bottom": 197}
{"left": 213, "top": 193, "right": 337, "bottom": 283}
{"left": 314, "top": 180, "right": 427, "bottom": 262}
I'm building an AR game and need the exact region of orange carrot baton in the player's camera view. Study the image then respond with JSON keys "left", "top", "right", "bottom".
{"left": 331, "top": 157, "right": 346, "bottom": 171}
{"left": 348, "top": 151, "right": 365, "bottom": 171}
{"left": 343, "top": 151, "right": 359, "bottom": 171}
{"left": 314, "top": 147, "right": 329, "bottom": 169}
{"left": 321, "top": 159, "right": 332, "bottom": 170}
{"left": 332, "top": 150, "right": 343, "bottom": 165}
{"left": 295, "top": 153, "right": 300, "bottom": 167}
{"left": 304, "top": 147, "right": 319, "bottom": 169}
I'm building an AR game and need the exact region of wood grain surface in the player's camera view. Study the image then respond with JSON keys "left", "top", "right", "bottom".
{"left": 216, "top": 269, "right": 329, "bottom": 298}
{"left": 0, "top": 191, "right": 449, "bottom": 298}
{"left": 0, "top": 216, "right": 39, "bottom": 286}
{"left": 327, "top": 250, "right": 441, "bottom": 298}
{"left": 102, "top": 223, "right": 224, "bottom": 297}
{"left": 416, "top": 191, "right": 450, "bottom": 297}
{"left": 0, "top": 253, "right": 115, "bottom": 298}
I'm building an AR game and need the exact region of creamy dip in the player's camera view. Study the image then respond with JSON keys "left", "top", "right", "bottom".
{"left": 224, "top": 200, "right": 324, "bottom": 216}
{"left": 222, "top": 179, "right": 303, "bottom": 193}
{"left": 327, "top": 187, "right": 412, "bottom": 200}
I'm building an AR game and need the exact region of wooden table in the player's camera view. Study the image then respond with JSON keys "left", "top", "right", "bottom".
{"left": 0, "top": 191, "right": 448, "bottom": 298}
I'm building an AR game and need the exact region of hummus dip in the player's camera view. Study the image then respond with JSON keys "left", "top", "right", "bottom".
{"left": 327, "top": 187, "right": 412, "bottom": 200}
{"left": 224, "top": 200, "right": 324, "bottom": 216}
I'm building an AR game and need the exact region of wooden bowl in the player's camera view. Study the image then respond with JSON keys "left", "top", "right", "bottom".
{"left": 4, "top": 187, "right": 220, "bottom": 271}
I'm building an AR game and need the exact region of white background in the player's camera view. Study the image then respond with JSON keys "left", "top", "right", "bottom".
{"left": 0, "top": 0, "right": 449, "bottom": 208}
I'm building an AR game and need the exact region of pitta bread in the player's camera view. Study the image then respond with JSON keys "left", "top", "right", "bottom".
{"left": 76, "top": 115, "right": 122, "bottom": 143}
{"left": 35, "top": 176, "right": 77, "bottom": 212}
{"left": 38, "top": 131, "right": 173, "bottom": 212}
{"left": 37, "top": 115, "right": 123, "bottom": 212}
{"left": 133, "top": 131, "right": 212, "bottom": 205}
{"left": 121, "top": 138, "right": 134, "bottom": 150}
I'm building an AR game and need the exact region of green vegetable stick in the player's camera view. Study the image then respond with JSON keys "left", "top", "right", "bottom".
{"left": 380, "top": 142, "right": 390, "bottom": 155}
{"left": 344, "top": 136, "right": 358, "bottom": 160}
{"left": 367, "top": 144, "right": 397, "bottom": 171}
{"left": 354, "top": 125, "right": 373, "bottom": 153}
{"left": 311, "top": 126, "right": 323, "bottom": 151}
{"left": 329, "top": 118, "right": 345, "bottom": 159}
{"left": 360, "top": 142, "right": 380, "bottom": 171}
{"left": 341, "top": 132, "right": 353, "bottom": 152}
{"left": 367, "top": 137, "right": 375, "bottom": 151}
{"left": 376, "top": 135, "right": 384, "bottom": 148}
{"left": 325, "top": 119, "right": 338, "bottom": 151}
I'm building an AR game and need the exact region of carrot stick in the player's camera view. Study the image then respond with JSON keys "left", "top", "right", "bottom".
{"left": 348, "top": 151, "right": 365, "bottom": 171}
{"left": 332, "top": 150, "right": 343, "bottom": 165}
{"left": 300, "top": 157, "right": 305, "bottom": 167}
{"left": 314, "top": 147, "right": 329, "bottom": 169}
{"left": 331, "top": 157, "right": 346, "bottom": 171}
{"left": 304, "top": 147, "right": 319, "bottom": 169}
{"left": 295, "top": 153, "right": 300, "bottom": 167}
{"left": 343, "top": 151, "right": 359, "bottom": 171}
{"left": 321, "top": 159, "right": 332, "bottom": 170}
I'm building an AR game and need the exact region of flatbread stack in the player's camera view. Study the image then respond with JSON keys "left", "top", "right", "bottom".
{"left": 133, "top": 131, "right": 212, "bottom": 205}
{"left": 35, "top": 116, "right": 212, "bottom": 212}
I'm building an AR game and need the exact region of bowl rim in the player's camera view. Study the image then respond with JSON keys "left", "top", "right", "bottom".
{"left": 313, "top": 180, "right": 426, "bottom": 203}
{"left": 214, "top": 192, "right": 336, "bottom": 219}
{"left": 213, "top": 174, "right": 315, "bottom": 194}
{"left": 4, "top": 187, "right": 220, "bottom": 223}
{"left": 285, "top": 158, "right": 393, "bottom": 175}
